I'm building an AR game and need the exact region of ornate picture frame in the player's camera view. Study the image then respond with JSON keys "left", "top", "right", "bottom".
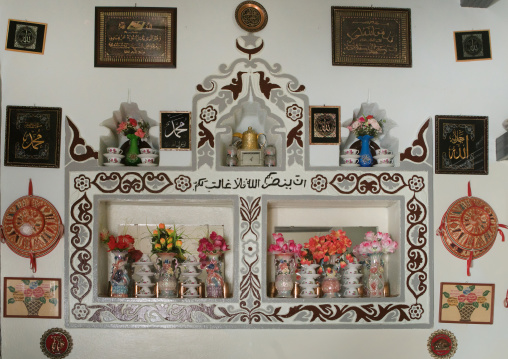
{"left": 439, "top": 282, "right": 494, "bottom": 324}
{"left": 159, "top": 111, "right": 191, "bottom": 150}
{"left": 331, "top": 7, "right": 412, "bottom": 67}
{"left": 4, "top": 106, "right": 62, "bottom": 168}
{"left": 95, "top": 7, "right": 176, "bottom": 68}
{"left": 454, "top": 30, "right": 491, "bottom": 61}
{"left": 5, "top": 19, "right": 47, "bottom": 55}
{"left": 435, "top": 115, "right": 488, "bottom": 175}
{"left": 309, "top": 106, "right": 341, "bottom": 145}
{"left": 4, "top": 277, "right": 61, "bottom": 319}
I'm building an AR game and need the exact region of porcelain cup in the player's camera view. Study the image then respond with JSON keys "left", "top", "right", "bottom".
{"left": 107, "top": 147, "right": 123, "bottom": 155}
{"left": 344, "top": 158, "right": 358, "bottom": 165}
{"left": 375, "top": 149, "right": 392, "bottom": 156}
{"left": 138, "top": 286, "right": 151, "bottom": 295}
{"left": 141, "top": 157, "right": 155, "bottom": 164}
{"left": 377, "top": 157, "right": 392, "bottom": 164}
{"left": 344, "top": 148, "right": 359, "bottom": 155}
{"left": 107, "top": 156, "right": 122, "bottom": 164}
{"left": 343, "top": 277, "right": 359, "bottom": 285}
{"left": 185, "top": 287, "right": 198, "bottom": 296}
{"left": 343, "top": 287, "right": 359, "bottom": 297}
{"left": 140, "top": 148, "right": 157, "bottom": 155}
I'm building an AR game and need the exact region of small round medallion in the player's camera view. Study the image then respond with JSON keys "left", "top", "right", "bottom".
{"left": 235, "top": 1, "right": 268, "bottom": 32}
{"left": 427, "top": 329, "right": 457, "bottom": 358}
{"left": 40, "top": 328, "right": 73, "bottom": 358}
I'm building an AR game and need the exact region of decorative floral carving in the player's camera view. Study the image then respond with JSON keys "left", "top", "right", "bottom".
{"left": 330, "top": 173, "right": 407, "bottom": 195}
{"left": 408, "top": 175, "right": 425, "bottom": 192}
{"left": 198, "top": 121, "right": 215, "bottom": 149}
{"left": 287, "top": 120, "right": 304, "bottom": 148}
{"left": 67, "top": 117, "right": 98, "bottom": 163}
{"left": 311, "top": 174, "right": 328, "bottom": 192}
{"left": 74, "top": 175, "right": 90, "bottom": 192}
{"left": 240, "top": 197, "right": 261, "bottom": 239}
{"left": 175, "top": 175, "right": 192, "bottom": 192}
{"left": 255, "top": 71, "right": 281, "bottom": 99}
{"left": 72, "top": 303, "right": 90, "bottom": 320}
{"left": 409, "top": 303, "right": 424, "bottom": 320}
{"left": 400, "top": 119, "right": 429, "bottom": 163}
{"left": 200, "top": 105, "right": 218, "bottom": 123}
{"left": 286, "top": 104, "right": 303, "bottom": 121}
{"left": 242, "top": 240, "right": 258, "bottom": 258}
{"left": 91, "top": 172, "right": 173, "bottom": 194}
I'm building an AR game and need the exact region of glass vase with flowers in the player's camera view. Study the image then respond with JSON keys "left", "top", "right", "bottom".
{"left": 100, "top": 230, "right": 142, "bottom": 298}
{"left": 356, "top": 231, "right": 398, "bottom": 298}
{"left": 116, "top": 117, "right": 150, "bottom": 166}
{"left": 150, "top": 224, "right": 189, "bottom": 298}
{"left": 198, "top": 231, "right": 230, "bottom": 298}
{"left": 347, "top": 115, "right": 385, "bottom": 167}
{"left": 303, "top": 230, "right": 352, "bottom": 298}
{"left": 268, "top": 233, "right": 302, "bottom": 298}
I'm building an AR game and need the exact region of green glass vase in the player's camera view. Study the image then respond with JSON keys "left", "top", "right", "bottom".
{"left": 125, "top": 134, "right": 141, "bottom": 166}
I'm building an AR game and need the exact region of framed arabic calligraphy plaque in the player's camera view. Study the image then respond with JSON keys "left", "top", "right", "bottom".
{"left": 160, "top": 111, "right": 191, "bottom": 150}
{"left": 435, "top": 115, "right": 488, "bottom": 175}
{"left": 309, "top": 106, "right": 341, "bottom": 145}
{"left": 4, "top": 106, "right": 61, "bottom": 168}
{"left": 94, "top": 7, "right": 176, "bottom": 68}
{"left": 331, "top": 7, "right": 412, "bottom": 67}
{"left": 454, "top": 30, "right": 492, "bottom": 62}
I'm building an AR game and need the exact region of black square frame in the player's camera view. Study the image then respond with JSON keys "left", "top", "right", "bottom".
{"left": 454, "top": 30, "right": 491, "bottom": 61}
{"left": 5, "top": 19, "right": 47, "bottom": 54}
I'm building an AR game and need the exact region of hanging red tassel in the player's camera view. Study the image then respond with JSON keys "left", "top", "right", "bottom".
{"left": 467, "top": 181, "right": 472, "bottom": 197}
{"left": 466, "top": 251, "right": 473, "bottom": 276}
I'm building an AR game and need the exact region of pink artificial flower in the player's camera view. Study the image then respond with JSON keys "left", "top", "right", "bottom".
{"left": 117, "top": 122, "right": 127, "bottom": 133}
{"left": 210, "top": 232, "right": 218, "bottom": 240}
{"left": 347, "top": 126, "right": 353, "bottom": 131}
{"left": 358, "top": 116, "right": 365, "bottom": 123}
{"left": 352, "top": 121, "right": 361, "bottom": 129}
{"left": 134, "top": 128, "right": 145, "bottom": 138}
{"left": 272, "top": 233, "right": 284, "bottom": 241}
{"left": 365, "top": 231, "right": 375, "bottom": 241}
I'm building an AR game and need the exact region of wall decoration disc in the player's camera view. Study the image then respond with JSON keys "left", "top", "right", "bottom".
{"left": 427, "top": 329, "right": 457, "bottom": 358}
{"left": 235, "top": 1, "right": 268, "bottom": 32}
{"left": 437, "top": 182, "right": 506, "bottom": 275}
{"left": 40, "top": 327, "right": 73, "bottom": 358}
{"left": 0, "top": 180, "right": 64, "bottom": 272}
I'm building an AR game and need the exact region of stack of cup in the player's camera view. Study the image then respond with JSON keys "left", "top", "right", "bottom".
{"left": 264, "top": 145, "right": 276, "bottom": 167}
{"left": 134, "top": 254, "right": 156, "bottom": 297}
{"left": 226, "top": 144, "right": 238, "bottom": 166}
{"left": 341, "top": 148, "right": 360, "bottom": 167}
{"left": 138, "top": 148, "right": 158, "bottom": 167}
{"left": 299, "top": 263, "right": 320, "bottom": 298}
{"left": 374, "top": 149, "right": 394, "bottom": 167}
{"left": 104, "top": 147, "right": 125, "bottom": 167}
{"left": 341, "top": 263, "right": 363, "bottom": 298}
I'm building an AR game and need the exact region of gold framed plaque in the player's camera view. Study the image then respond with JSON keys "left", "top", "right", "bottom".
{"left": 95, "top": 7, "right": 176, "bottom": 68}
{"left": 332, "top": 7, "right": 412, "bottom": 67}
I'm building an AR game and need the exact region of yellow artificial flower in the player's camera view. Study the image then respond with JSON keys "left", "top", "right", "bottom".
{"left": 160, "top": 238, "right": 166, "bottom": 245}
{"left": 152, "top": 229, "right": 158, "bottom": 235}
{"left": 154, "top": 243, "right": 161, "bottom": 250}
{"left": 167, "top": 229, "right": 174, "bottom": 235}
{"left": 167, "top": 243, "right": 173, "bottom": 250}
{"left": 176, "top": 240, "right": 182, "bottom": 247}
{"left": 158, "top": 223, "right": 165, "bottom": 229}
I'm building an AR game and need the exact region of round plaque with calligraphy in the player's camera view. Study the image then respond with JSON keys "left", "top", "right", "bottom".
{"left": 235, "top": 1, "right": 268, "bottom": 32}
{"left": 427, "top": 329, "right": 457, "bottom": 359}
{"left": 0, "top": 180, "right": 63, "bottom": 272}
{"left": 40, "top": 328, "right": 73, "bottom": 359}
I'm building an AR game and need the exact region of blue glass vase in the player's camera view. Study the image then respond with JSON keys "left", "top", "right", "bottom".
{"left": 358, "top": 135, "right": 374, "bottom": 167}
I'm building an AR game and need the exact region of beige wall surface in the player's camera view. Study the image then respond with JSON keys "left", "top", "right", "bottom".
{"left": 2, "top": 0, "right": 508, "bottom": 358}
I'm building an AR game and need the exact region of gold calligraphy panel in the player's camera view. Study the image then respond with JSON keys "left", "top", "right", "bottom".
{"left": 332, "top": 7, "right": 412, "bottom": 67}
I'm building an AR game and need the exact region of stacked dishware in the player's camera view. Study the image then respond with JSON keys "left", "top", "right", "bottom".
{"left": 264, "top": 145, "right": 276, "bottom": 167}
{"left": 180, "top": 255, "right": 202, "bottom": 298}
{"left": 133, "top": 254, "right": 156, "bottom": 297}
{"left": 225, "top": 144, "right": 238, "bottom": 166}
{"left": 341, "top": 148, "right": 360, "bottom": 167}
{"left": 299, "top": 263, "right": 320, "bottom": 298}
{"left": 104, "top": 147, "right": 125, "bottom": 167}
{"left": 138, "top": 148, "right": 158, "bottom": 167}
{"left": 374, "top": 148, "right": 395, "bottom": 167}
{"left": 341, "top": 263, "right": 363, "bottom": 298}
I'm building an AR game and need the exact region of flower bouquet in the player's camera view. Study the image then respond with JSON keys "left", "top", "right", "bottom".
{"left": 302, "top": 229, "right": 352, "bottom": 275}
{"left": 117, "top": 117, "right": 150, "bottom": 139}
{"left": 150, "top": 223, "right": 188, "bottom": 262}
{"left": 356, "top": 231, "right": 398, "bottom": 256}
{"left": 347, "top": 115, "right": 384, "bottom": 138}
{"left": 268, "top": 233, "right": 302, "bottom": 255}
{"left": 198, "top": 231, "right": 230, "bottom": 298}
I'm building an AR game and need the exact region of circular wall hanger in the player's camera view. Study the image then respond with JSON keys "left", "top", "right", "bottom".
{"left": 235, "top": 1, "right": 268, "bottom": 32}
{"left": 0, "top": 179, "right": 64, "bottom": 272}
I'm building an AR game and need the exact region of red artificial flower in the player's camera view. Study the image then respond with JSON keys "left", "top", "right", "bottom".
{"left": 129, "top": 118, "right": 137, "bottom": 127}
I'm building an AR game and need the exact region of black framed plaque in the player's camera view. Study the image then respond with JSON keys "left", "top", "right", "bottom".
{"left": 95, "top": 7, "right": 176, "bottom": 68}
{"left": 5, "top": 19, "right": 47, "bottom": 55}
{"left": 160, "top": 111, "right": 191, "bottom": 150}
{"left": 332, "top": 7, "right": 412, "bottom": 67}
{"left": 454, "top": 30, "right": 492, "bottom": 61}
{"left": 4, "top": 106, "right": 62, "bottom": 168}
{"left": 309, "top": 106, "right": 340, "bottom": 145}
{"left": 435, "top": 115, "right": 488, "bottom": 175}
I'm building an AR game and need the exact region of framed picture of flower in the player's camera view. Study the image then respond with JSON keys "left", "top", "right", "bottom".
{"left": 309, "top": 106, "right": 340, "bottom": 145}
{"left": 439, "top": 282, "right": 494, "bottom": 324}
{"left": 3, "top": 277, "right": 61, "bottom": 318}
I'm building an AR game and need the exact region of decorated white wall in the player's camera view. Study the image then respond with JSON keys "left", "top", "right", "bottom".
{"left": 1, "top": 0, "right": 508, "bottom": 357}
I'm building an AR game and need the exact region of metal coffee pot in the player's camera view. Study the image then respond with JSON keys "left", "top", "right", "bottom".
{"left": 233, "top": 127, "right": 266, "bottom": 150}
